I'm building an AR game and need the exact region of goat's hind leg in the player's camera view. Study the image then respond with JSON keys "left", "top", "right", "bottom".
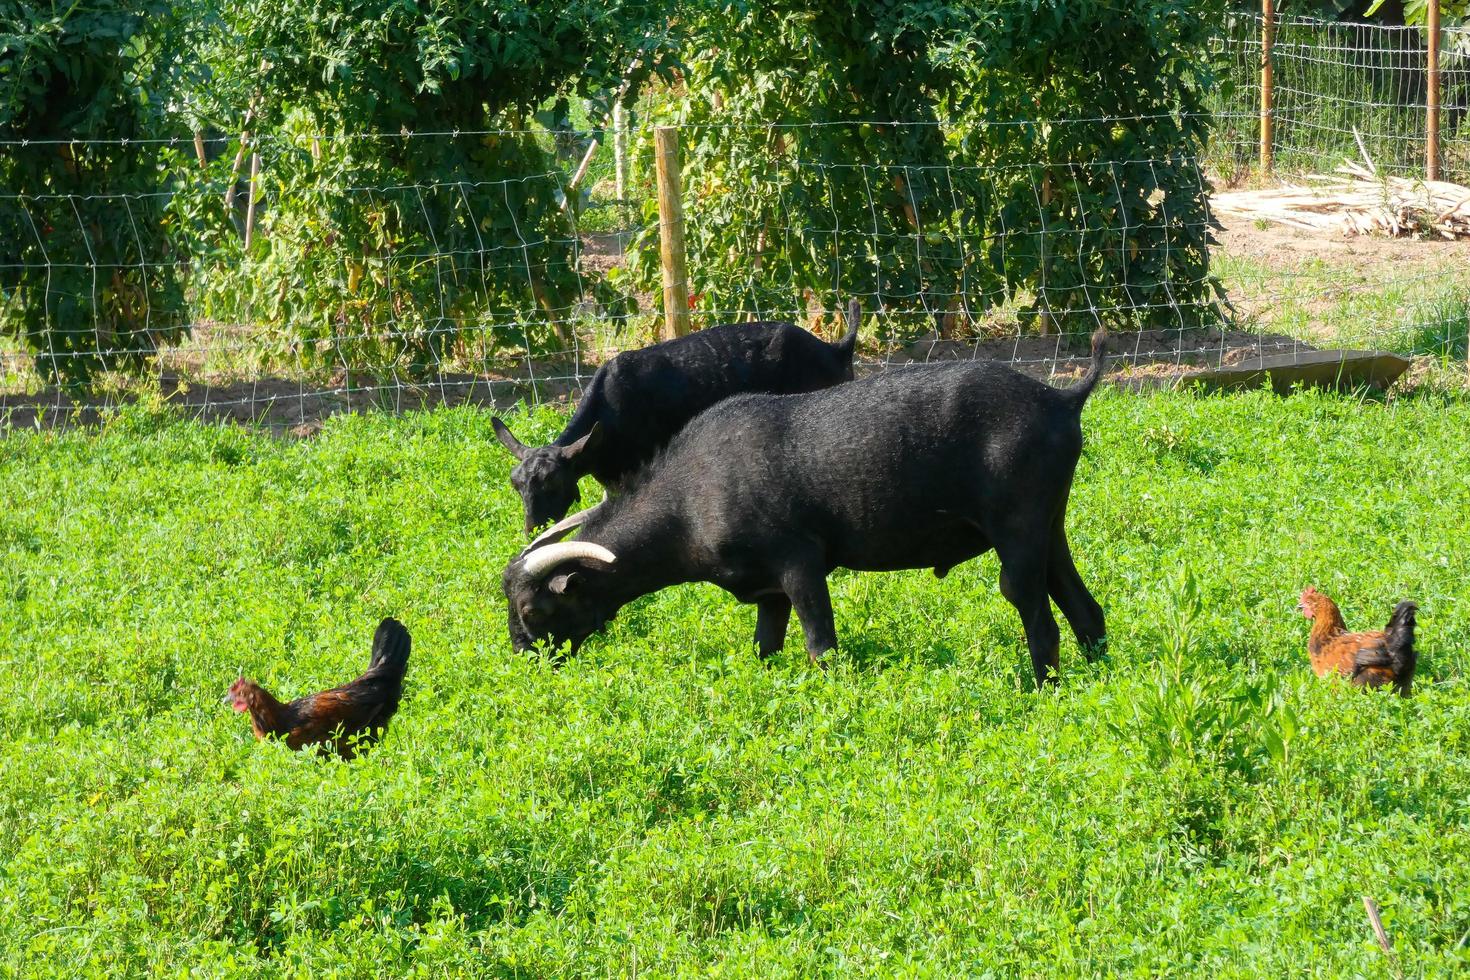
{"left": 780, "top": 567, "right": 837, "bottom": 667}
{"left": 1047, "top": 524, "right": 1105, "bottom": 661}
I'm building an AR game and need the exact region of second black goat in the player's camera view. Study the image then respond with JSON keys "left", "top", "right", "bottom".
{"left": 492, "top": 306, "right": 860, "bottom": 534}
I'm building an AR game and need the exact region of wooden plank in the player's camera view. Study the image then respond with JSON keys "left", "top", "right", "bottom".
{"left": 1182, "top": 349, "right": 1411, "bottom": 394}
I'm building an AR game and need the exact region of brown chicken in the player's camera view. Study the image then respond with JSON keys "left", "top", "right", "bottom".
{"left": 227, "top": 617, "right": 411, "bottom": 758}
{"left": 1299, "top": 587, "right": 1417, "bottom": 696}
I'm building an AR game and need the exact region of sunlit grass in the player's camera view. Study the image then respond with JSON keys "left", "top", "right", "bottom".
{"left": 1, "top": 387, "right": 1468, "bottom": 974}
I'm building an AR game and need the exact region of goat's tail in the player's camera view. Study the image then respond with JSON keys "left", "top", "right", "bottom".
{"left": 366, "top": 617, "right": 413, "bottom": 682}
{"left": 833, "top": 298, "right": 861, "bottom": 360}
{"left": 1354, "top": 601, "right": 1417, "bottom": 696}
{"left": 1061, "top": 329, "right": 1108, "bottom": 409}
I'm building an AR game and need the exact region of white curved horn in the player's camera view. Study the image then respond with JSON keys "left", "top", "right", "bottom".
{"left": 521, "top": 541, "right": 617, "bottom": 580}
{"left": 520, "top": 502, "right": 605, "bottom": 557}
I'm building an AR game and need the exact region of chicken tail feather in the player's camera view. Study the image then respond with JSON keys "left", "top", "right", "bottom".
{"left": 1353, "top": 600, "right": 1417, "bottom": 696}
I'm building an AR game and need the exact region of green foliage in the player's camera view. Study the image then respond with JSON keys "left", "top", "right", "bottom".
{"left": 631, "top": 0, "right": 1229, "bottom": 339}
{"left": 1109, "top": 567, "right": 1299, "bottom": 783}
{"left": 190, "top": 127, "right": 593, "bottom": 376}
{"left": 208, "top": 0, "right": 670, "bottom": 133}
{"left": 1367, "top": 0, "right": 1470, "bottom": 25}
{"left": 2, "top": 387, "right": 1469, "bottom": 972}
{"left": 181, "top": 0, "right": 675, "bottom": 375}
{"left": 0, "top": 0, "right": 194, "bottom": 385}
{"left": 0, "top": 0, "right": 674, "bottom": 388}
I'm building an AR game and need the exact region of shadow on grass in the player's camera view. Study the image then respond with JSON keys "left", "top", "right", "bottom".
{"left": 245, "top": 818, "right": 593, "bottom": 957}
{"left": 832, "top": 634, "right": 961, "bottom": 673}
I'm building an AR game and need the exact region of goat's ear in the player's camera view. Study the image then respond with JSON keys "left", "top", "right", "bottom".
{"left": 547, "top": 571, "right": 579, "bottom": 595}
{"left": 562, "top": 422, "right": 603, "bottom": 460}
{"left": 491, "top": 417, "right": 530, "bottom": 460}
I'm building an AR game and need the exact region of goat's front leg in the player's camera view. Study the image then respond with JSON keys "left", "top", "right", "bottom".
{"left": 753, "top": 594, "right": 792, "bottom": 659}
{"left": 780, "top": 567, "right": 837, "bottom": 666}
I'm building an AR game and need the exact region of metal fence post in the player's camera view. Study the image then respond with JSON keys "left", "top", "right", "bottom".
{"left": 654, "top": 126, "right": 691, "bottom": 340}
{"left": 1260, "top": 0, "right": 1275, "bottom": 177}
{"left": 1427, "top": 0, "right": 1441, "bottom": 182}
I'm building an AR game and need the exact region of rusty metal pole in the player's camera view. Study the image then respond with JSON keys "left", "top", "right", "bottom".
{"left": 654, "top": 126, "right": 691, "bottom": 339}
{"left": 1260, "top": 0, "right": 1275, "bottom": 177}
{"left": 1427, "top": 0, "right": 1441, "bottom": 183}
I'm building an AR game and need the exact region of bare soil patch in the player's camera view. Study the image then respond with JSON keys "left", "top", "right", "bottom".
{"left": 1, "top": 368, "right": 583, "bottom": 435}
{"left": 1213, "top": 208, "right": 1470, "bottom": 272}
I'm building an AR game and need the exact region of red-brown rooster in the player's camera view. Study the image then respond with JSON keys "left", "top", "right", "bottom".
{"left": 227, "top": 617, "right": 411, "bottom": 758}
{"left": 1299, "top": 587, "right": 1417, "bottom": 696}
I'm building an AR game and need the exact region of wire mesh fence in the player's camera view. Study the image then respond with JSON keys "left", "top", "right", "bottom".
{"left": 1208, "top": 13, "right": 1470, "bottom": 182}
{"left": 3, "top": 18, "right": 1470, "bottom": 429}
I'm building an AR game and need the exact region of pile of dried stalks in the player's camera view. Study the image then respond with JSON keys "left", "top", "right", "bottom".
{"left": 1212, "top": 134, "right": 1470, "bottom": 239}
{"left": 1213, "top": 171, "right": 1470, "bottom": 239}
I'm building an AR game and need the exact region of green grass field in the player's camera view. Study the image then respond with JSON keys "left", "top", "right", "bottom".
{"left": 2, "top": 386, "right": 1469, "bottom": 976}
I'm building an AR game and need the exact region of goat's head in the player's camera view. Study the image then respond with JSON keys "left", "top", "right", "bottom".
{"left": 502, "top": 539, "right": 619, "bottom": 655}
{"left": 492, "top": 418, "right": 603, "bottom": 534}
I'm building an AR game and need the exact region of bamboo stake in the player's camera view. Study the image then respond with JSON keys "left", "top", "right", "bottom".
{"left": 558, "top": 60, "right": 642, "bottom": 214}
{"left": 1427, "top": 0, "right": 1441, "bottom": 183}
{"left": 1261, "top": 0, "right": 1275, "bottom": 177}
{"left": 223, "top": 61, "right": 268, "bottom": 216}
{"left": 613, "top": 102, "right": 628, "bottom": 204}
{"left": 653, "top": 126, "right": 691, "bottom": 340}
{"left": 224, "top": 132, "right": 250, "bottom": 212}
{"left": 560, "top": 136, "right": 601, "bottom": 213}
{"left": 193, "top": 131, "right": 207, "bottom": 169}
{"left": 223, "top": 60, "right": 270, "bottom": 223}
{"left": 244, "top": 151, "right": 261, "bottom": 250}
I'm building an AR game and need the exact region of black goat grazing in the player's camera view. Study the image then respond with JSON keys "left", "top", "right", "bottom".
{"left": 492, "top": 306, "right": 860, "bottom": 534}
{"left": 502, "top": 332, "right": 1109, "bottom": 688}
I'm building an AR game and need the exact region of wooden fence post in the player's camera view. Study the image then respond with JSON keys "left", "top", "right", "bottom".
{"left": 1427, "top": 0, "right": 1441, "bottom": 183}
{"left": 1260, "top": 0, "right": 1275, "bottom": 177}
{"left": 654, "top": 126, "right": 691, "bottom": 340}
